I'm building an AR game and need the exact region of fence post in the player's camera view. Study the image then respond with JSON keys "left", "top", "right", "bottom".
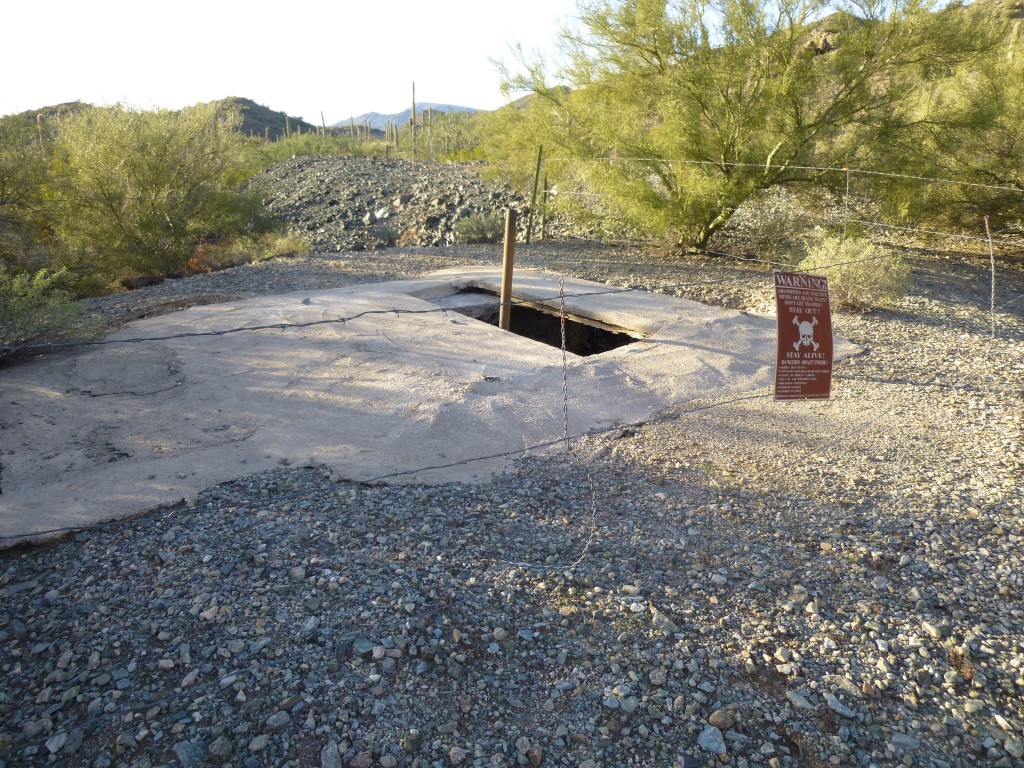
{"left": 499, "top": 208, "right": 517, "bottom": 331}
{"left": 842, "top": 164, "right": 850, "bottom": 243}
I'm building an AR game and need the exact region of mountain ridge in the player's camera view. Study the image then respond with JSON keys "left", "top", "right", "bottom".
{"left": 336, "top": 103, "right": 478, "bottom": 132}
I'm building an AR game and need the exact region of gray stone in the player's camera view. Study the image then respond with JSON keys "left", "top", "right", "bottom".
{"left": 786, "top": 690, "right": 815, "bottom": 711}
{"left": 352, "top": 636, "right": 375, "bottom": 656}
{"left": 44, "top": 732, "right": 67, "bottom": 754}
{"left": 208, "top": 735, "right": 234, "bottom": 763}
{"left": 922, "top": 620, "right": 949, "bottom": 640}
{"left": 650, "top": 606, "right": 679, "bottom": 635}
{"left": 172, "top": 740, "right": 206, "bottom": 768}
{"left": 266, "top": 710, "right": 291, "bottom": 731}
{"left": 889, "top": 733, "right": 920, "bottom": 751}
{"left": 320, "top": 740, "right": 343, "bottom": 768}
{"left": 301, "top": 616, "right": 320, "bottom": 636}
{"left": 822, "top": 692, "right": 856, "bottom": 718}
{"left": 697, "top": 724, "right": 727, "bottom": 754}
{"left": 64, "top": 728, "right": 84, "bottom": 754}
{"left": 1005, "top": 739, "right": 1024, "bottom": 760}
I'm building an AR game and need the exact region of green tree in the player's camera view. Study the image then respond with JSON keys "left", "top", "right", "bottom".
{"left": 50, "top": 102, "right": 263, "bottom": 287}
{"left": 500, "top": 0, "right": 996, "bottom": 249}
{"left": 876, "top": 9, "right": 1024, "bottom": 233}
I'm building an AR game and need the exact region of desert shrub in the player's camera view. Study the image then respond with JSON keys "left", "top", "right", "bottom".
{"left": 0, "top": 266, "right": 74, "bottom": 347}
{"left": 367, "top": 222, "right": 400, "bottom": 248}
{"left": 251, "top": 130, "right": 368, "bottom": 168}
{"left": 49, "top": 103, "right": 266, "bottom": 287}
{"left": 453, "top": 211, "right": 505, "bottom": 244}
{"left": 726, "top": 188, "right": 819, "bottom": 266}
{"left": 0, "top": 115, "right": 51, "bottom": 272}
{"left": 748, "top": 206, "right": 806, "bottom": 266}
{"left": 798, "top": 236, "right": 911, "bottom": 310}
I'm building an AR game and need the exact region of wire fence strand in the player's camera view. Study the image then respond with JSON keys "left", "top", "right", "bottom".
{"left": 6, "top": 236, "right": 1001, "bottom": 359}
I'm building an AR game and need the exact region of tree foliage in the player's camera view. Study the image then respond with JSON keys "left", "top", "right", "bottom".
{"left": 875, "top": 11, "right": 1024, "bottom": 232}
{"left": 499, "top": 0, "right": 1002, "bottom": 249}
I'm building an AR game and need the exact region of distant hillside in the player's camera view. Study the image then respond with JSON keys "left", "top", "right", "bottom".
{"left": 4, "top": 98, "right": 321, "bottom": 141}
{"left": 208, "top": 97, "right": 319, "bottom": 140}
{"left": 337, "top": 103, "right": 478, "bottom": 132}
{"left": 5, "top": 101, "right": 90, "bottom": 124}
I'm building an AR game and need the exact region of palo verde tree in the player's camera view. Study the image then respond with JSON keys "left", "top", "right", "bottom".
{"left": 49, "top": 102, "right": 263, "bottom": 287}
{"left": 876, "top": 6, "right": 1024, "bottom": 233}
{"left": 502, "top": 0, "right": 997, "bottom": 250}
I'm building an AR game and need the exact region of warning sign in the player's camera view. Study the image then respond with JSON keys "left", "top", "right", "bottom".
{"left": 774, "top": 272, "right": 833, "bottom": 401}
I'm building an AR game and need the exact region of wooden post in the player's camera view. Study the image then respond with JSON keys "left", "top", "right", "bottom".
{"left": 499, "top": 208, "right": 517, "bottom": 331}
{"left": 526, "top": 145, "right": 543, "bottom": 244}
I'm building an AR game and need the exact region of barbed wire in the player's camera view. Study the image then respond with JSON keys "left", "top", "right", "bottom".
{"left": 6, "top": 237, "right": 999, "bottom": 359}
{"left": 552, "top": 196, "right": 1022, "bottom": 251}
{"left": 847, "top": 218, "right": 1009, "bottom": 245}
{"left": 558, "top": 155, "right": 1024, "bottom": 196}
{"left": 0, "top": 390, "right": 771, "bottom": 546}
{"left": 0, "top": 271, "right": 757, "bottom": 359}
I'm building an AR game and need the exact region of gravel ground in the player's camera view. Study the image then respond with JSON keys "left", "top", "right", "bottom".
{"left": 1, "top": 238, "right": 1023, "bottom": 768}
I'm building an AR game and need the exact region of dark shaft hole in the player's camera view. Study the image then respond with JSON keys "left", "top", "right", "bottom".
{"left": 451, "top": 289, "right": 639, "bottom": 357}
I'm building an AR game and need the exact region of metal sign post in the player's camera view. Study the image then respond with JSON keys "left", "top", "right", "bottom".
{"left": 774, "top": 272, "right": 834, "bottom": 401}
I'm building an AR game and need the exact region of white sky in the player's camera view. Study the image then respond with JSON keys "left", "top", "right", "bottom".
{"left": 2, "top": 0, "right": 581, "bottom": 123}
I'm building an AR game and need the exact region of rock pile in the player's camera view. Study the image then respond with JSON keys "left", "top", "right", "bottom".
{"left": 247, "top": 157, "right": 534, "bottom": 252}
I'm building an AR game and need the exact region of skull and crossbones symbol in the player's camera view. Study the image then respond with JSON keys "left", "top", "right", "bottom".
{"left": 793, "top": 315, "right": 819, "bottom": 351}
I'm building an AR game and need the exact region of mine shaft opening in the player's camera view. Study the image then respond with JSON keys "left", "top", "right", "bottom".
{"left": 449, "top": 288, "right": 643, "bottom": 357}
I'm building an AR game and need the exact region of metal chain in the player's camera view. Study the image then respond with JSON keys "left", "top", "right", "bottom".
{"left": 559, "top": 275, "right": 570, "bottom": 448}
{"left": 486, "top": 275, "right": 600, "bottom": 573}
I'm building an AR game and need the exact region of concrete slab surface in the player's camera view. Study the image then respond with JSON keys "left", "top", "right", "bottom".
{"left": 0, "top": 267, "right": 859, "bottom": 545}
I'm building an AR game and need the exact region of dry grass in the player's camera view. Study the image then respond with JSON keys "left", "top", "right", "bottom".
{"left": 185, "top": 233, "right": 310, "bottom": 274}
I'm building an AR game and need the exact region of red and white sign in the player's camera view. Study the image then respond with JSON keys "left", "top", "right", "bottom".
{"left": 774, "top": 272, "right": 833, "bottom": 401}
